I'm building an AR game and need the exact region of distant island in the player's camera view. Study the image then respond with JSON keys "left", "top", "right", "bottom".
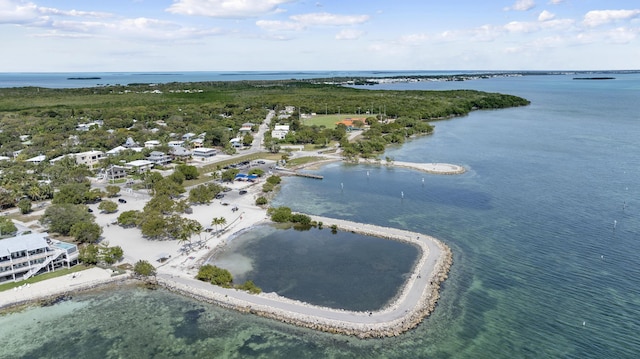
{"left": 67, "top": 77, "right": 102, "bottom": 80}
{"left": 573, "top": 77, "right": 615, "bottom": 80}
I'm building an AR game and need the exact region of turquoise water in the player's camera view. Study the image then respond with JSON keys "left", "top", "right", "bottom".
{"left": 2, "top": 74, "right": 640, "bottom": 358}
{"left": 211, "top": 224, "right": 419, "bottom": 311}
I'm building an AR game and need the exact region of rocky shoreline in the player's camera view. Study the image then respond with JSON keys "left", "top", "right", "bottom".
{"left": 156, "top": 216, "right": 453, "bottom": 338}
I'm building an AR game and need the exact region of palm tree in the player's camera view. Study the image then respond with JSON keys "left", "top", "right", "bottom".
{"left": 211, "top": 217, "right": 227, "bottom": 232}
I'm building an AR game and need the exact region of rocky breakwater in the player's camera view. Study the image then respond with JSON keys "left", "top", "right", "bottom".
{"left": 157, "top": 216, "right": 453, "bottom": 338}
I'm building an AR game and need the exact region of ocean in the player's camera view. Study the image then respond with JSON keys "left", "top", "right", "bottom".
{"left": 0, "top": 70, "right": 480, "bottom": 89}
{"left": 1, "top": 73, "right": 640, "bottom": 358}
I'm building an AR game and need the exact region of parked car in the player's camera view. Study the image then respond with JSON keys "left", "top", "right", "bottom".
{"left": 118, "top": 198, "right": 127, "bottom": 204}
{"left": 239, "top": 190, "right": 247, "bottom": 195}
{"left": 215, "top": 193, "right": 225, "bottom": 199}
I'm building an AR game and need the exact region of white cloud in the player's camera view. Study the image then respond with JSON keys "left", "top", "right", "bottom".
{"left": 548, "top": 0, "right": 563, "bottom": 4}
{"left": 289, "top": 12, "right": 369, "bottom": 26}
{"left": 335, "top": 29, "right": 364, "bottom": 40}
{"left": 166, "top": 0, "right": 295, "bottom": 18}
{"left": 505, "top": 0, "right": 536, "bottom": 11}
{"left": 256, "top": 19, "right": 304, "bottom": 31}
{"left": 398, "top": 33, "right": 429, "bottom": 45}
{"left": 583, "top": 9, "right": 640, "bottom": 27}
{"left": 0, "top": 0, "right": 39, "bottom": 23}
{"left": 538, "top": 10, "right": 555, "bottom": 21}
{"left": 605, "top": 27, "right": 638, "bottom": 43}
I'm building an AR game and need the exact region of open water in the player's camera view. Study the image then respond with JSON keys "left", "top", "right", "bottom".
{"left": 1, "top": 73, "right": 640, "bottom": 358}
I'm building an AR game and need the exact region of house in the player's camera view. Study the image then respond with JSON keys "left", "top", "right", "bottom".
{"left": 271, "top": 125, "right": 290, "bottom": 140}
{"left": 75, "top": 120, "right": 103, "bottom": 131}
{"left": 182, "top": 132, "right": 196, "bottom": 141}
{"left": 147, "top": 151, "right": 171, "bottom": 166}
{"left": 51, "top": 150, "right": 104, "bottom": 169}
{"left": 167, "top": 140, "right": 185, "bottom": 148}
{"left": 192, "top": 147, "right": 217, "bottom": 158}
{"left": 239, "top": 123, "right": 254, "bottom": 133}
{"left": 0, "top": 232, "right": 79, "bottom": 283}
{"left": 229, "top": 138, "right": 243, "bottom": 148}
{"left": 25, "top": 154, "right": 46, "bottom": 164}
{"left": 106, "top": 146, "right": 127, "bottom": 156}
{"left": 75, "top": 150, "right": 104, "bottom": 169}
{"left": 144, "top": 140, "right": 160, "bottom": 148}
{"left": 125, "top": 159, "right": 154, "bottom": 173}
{"left": 190, "top": 138, "right": 204, "bottom": 148}
{"left": 100, "top": 165, "right": 128, "bottom": 181}
{"left": 170, "top": 146, "right": 191, "bottom": 160}
{"left": 123, "top": 137, "right": 139, "bottom": 148}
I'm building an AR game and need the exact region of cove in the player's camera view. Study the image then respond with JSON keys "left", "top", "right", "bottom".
{"left": 210, "top": 224, "right": 420, "bottom": 312}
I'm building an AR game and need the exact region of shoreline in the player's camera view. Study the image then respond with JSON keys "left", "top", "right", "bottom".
{"left": 0, "top": 159, "right": 459, "bottom": 338}
{"left": 157, "top": 217, "right": 452, "bottom": 338}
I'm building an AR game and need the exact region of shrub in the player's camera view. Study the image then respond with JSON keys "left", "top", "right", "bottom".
{"left": 255, "top": 196, "right": 268, "bottom": 205}
{"left": 134, "top": 260, "right": 156, "bottom": 277}
{"left": 196, "top": 264, "right": 233, "bottom": 287}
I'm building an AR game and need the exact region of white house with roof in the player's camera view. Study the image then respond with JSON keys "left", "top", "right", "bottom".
{"left": 0, "top": 232, "right": 79, "bottom": 283}
{"left": 190, "top": 138, "right": 204, "bottom": 148}
{"left": 229, "top": 138, "right": 243, "bottom": 148}
{"left": 239, "top": 123, "right": 254, "bottom": 133}
{"left": 167, "top": 140, "right": 185, "bottom": 148}
{"left": 182, "top": 132, "right": 196, "bottom": 141}
{"left": 75, "top": 150, "right": 104, "bottom": 169}
{"left": 271, "top": 125, "right": 290, "bottom": 140}
{"left": 192, "top": 147, "right": 217, "bottom": 159}
{"left": 49, "top": 150, "right": 104, "bottom": 169}
{"left": 25, "top": 154, "right": 46, "bottom": 164}
{"left": 125, "top": 159, "right": 154, "bottom": 173}
{"left": 144, "top": 140, "right": 160, "bottom": 148}
{"left": 147, "top": 151, "right": 171, "bottom": 165}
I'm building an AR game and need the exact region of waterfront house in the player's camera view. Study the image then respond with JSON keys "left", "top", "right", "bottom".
{"left": 271, "top": 125, "right": 290, "bottom": 140}
{"left": 0, "top": 233, "right": 79, "bottom": 283}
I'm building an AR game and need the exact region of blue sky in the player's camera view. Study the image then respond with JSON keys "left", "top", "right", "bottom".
{"left": 1, "top": 0, "right": 639, "bottom": 71}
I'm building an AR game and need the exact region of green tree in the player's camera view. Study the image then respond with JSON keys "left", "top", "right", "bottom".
{"left": 151, "top": 178, "right": 185, "bottom": 198}
{"left": 17, "top": 198, "right": 32, "bottom": 214}
{"left": 196, "top": 264, "right": 233, "bottom": 287}
{"left": 105, "top": 185, "right": 121, "bottom": 198}
{"left": 79, "top": 244, "right": 100, "bottom": 265}
{"left": 221, "top": 169, "right": 239, "bottom": 182}
{"left": 0, "top": 217, "right": 17, "bottom": 237}
{"left": 255, "top": 196, "right": 268, "bottom": 205}
{"left": 144, "top": 194, "right": 175, "bottom": 215}
{"left": 266, "top": 175, "right": 281, "bottom": 185}
{"left": 70, "top": 221, "right": 102, "bottom": 243}
{"left": 40, "top": 204, "right": 94, "bottom": 236}
{"left": 139, "top": 211, "right": 167, "bottom": 239}
{"left": 175, "top": 164, "right": 199, "bottom": 180}
{"left": 98, "top": 200, "right": 118, "bottom": 213}
{"left": 53, "top": 183, "right": 89, "bottom": 205}
{"left": 102, "top": 246, "right": 124, "bottom": 265}
{"left": 268, "top": 206, "right": 292, "bottom": 223}
{"left": 117, "top": 210, "right": 140, "bottom": 227}
{"left": 248, "top": 168, "right": 264, "bottom": 177}
{"left": 242, "top": 133, "right": 254, "bottom": 146}
{"left": 133, "top": 260, "right": 156, "bottom": 277}
{"left": 237, "top": 280, "right": 262, "bottom": 294}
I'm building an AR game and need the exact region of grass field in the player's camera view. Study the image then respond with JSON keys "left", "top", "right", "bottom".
{"left": 301, "top": 114, "right": 368, "bottom": 128}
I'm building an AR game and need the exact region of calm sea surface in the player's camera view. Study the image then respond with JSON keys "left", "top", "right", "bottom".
{"left": 2, "top": 73, "right": 640, "bottom": 358}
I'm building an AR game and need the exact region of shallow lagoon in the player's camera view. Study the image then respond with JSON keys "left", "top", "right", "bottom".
{"left": 210, "top": 224, "right": 420, "bottom": 311}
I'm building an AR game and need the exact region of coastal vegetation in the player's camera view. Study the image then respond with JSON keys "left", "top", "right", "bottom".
{"left": 196, "top": 264, "right": 262, "bottom": 293}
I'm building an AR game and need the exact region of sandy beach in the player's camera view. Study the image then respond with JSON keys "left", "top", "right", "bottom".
{"left": 0, "top": 158, "right": 459, "bottom": 337}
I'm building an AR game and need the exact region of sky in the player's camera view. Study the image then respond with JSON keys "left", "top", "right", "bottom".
{"left": 0, "top": 0, "right": 639, "bottom": 72}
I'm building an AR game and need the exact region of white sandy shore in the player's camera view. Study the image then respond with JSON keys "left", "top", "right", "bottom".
{"left": 0, "top": 162, "right": 454, "bottom": 338}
